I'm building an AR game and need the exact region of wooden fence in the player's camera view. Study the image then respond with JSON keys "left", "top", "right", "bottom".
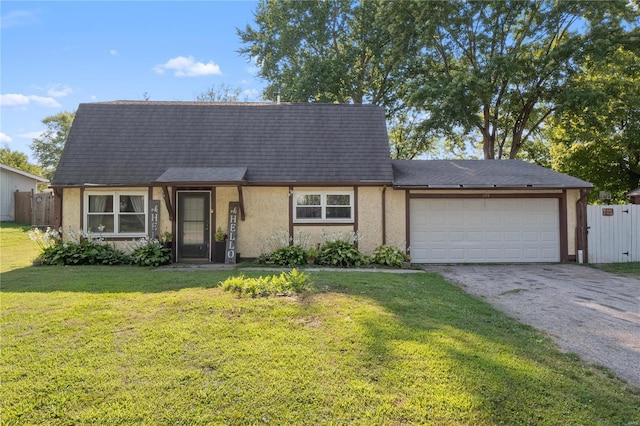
{"left": 587, "top": 204, "right": 639, "bottom": 263}
{"left": 14, "top": 190, "right": 57, "bottom": 227}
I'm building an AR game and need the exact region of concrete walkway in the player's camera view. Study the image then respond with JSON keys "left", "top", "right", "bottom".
{"left": 423, "top": 264, "right": 640, "bottom": 388}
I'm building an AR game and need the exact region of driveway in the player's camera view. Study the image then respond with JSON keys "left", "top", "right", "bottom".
{"left": 423, "top": 264, "right": 640, "bottom": 388}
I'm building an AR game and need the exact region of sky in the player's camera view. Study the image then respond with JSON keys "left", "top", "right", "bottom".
{"left": 1, "top": 1, "right": 265, "bottom": 162}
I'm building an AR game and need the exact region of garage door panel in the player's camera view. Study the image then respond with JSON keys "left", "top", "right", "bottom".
{"left": 410, "top": 198, "right": 560, "bottom": 263}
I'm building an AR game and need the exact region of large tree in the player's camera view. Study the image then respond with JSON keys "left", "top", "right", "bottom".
{"left": 239, "top": 0, "right": 636, "bottom": 160}
{"left": 400, "top": 0, "right": 637, "bottom": 159}
{"left": 238, "top": 0, "right": 428, "bottom": 158}
{"left": 549, "top": 29, "right": 640, "bottom": 203}
{"left": 30, "top": 111, "right": 75, "bottom": 180}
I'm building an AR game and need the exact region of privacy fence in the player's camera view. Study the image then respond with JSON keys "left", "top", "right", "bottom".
{"left": 587, "top": 204, "right": 639, "bottom": 264}
{"left": 14, "top": 190, "right": 58, "bottom": 227}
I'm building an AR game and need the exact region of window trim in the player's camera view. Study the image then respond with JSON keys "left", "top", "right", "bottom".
{"left": 83, "top": 190, "right": 148, "bottom": 237}
{"left": 293, "top": 190, "right": 354, "bottom": 223}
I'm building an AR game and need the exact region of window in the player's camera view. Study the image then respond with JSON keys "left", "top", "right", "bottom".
{"left": 85, "top": 191, "right": 147, "bottom": 236}
{"left": 294, "top": 191, "right": 353, "bottom": 223}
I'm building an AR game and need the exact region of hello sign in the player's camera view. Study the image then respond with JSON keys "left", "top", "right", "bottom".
{"left": 225, "top": 202, "right": 239, "bottom": 264}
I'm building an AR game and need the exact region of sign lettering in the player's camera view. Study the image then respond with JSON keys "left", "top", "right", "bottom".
{"left": 225, "top": 202, "right": 239, "bottom": 264}
{"left": 150, "top": 200, "right": 160, "bottom": 239}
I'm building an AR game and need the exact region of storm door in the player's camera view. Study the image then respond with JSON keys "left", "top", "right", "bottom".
{"left": 177, "top": 192, "right": 211, "bottom": 261}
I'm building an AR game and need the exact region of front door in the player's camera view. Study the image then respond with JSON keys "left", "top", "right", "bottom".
{"left": 177, "top": 192, "right": 210, "bottom": 261}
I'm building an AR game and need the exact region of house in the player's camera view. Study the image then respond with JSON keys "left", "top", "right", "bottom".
{"left": 51, "top": 101, "right": 592, "bottom": 263}
{"left": 1, "top": 163, "right": 49, "bottom": 222}
{"left": 627, "top": 187, "right": 640, "bottom": 204}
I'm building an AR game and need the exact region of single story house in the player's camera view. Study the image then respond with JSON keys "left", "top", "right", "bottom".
{"left": 51, "top": 101, "right": 592, "bottom": 263}
{"left": 1, "top": 163, "right": 49, "bottom": 222}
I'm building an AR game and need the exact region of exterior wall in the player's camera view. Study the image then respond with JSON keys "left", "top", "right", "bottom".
{"left": 61, "top": 188, "right": 81, "bottom": 236}
{"left": 232, "top": 186, "right": 289, "bottom": 258}
{"left": 1, "top": 168, "right": 40, "bottom": 221}
{"left": 356, "top": 186, "right": 384, "bottom": 254}
{"left": 385, "top": 189, "right": 407, "bottom": 252}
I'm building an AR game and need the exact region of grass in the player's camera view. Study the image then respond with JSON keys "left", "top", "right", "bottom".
{"left": 593, "top": 262, "right": 640, "bottom": 276}
{"left": 2, "top": 222, "right": 639, "bottom": 425}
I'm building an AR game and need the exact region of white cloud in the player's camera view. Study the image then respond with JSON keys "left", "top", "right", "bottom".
{"left": 109, "top": 49, "right": 118, "bottom": 56}
{"left": 0, "top": 9, "right": 39, "bottom": 29}
{"left": 0, "top": 132, "right": 13, "bottom": 143}
{"left": 0, "top": 93, "right": 61, "bottom": 108}
{"left": 153, "top": 55, "right": 222, "bottom": 77}
{"left": 47, "top": 84, "right": 73, "bottom": 98}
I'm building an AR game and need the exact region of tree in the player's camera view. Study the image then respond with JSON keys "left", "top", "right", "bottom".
{"left": 30, "top": 111, "right": 75, "bottom": 180}
{"left": 549, "top": 32, "right": 640, "bottom": 203}
{"left": 402, "top": 0, "right": 636, "bottom": 159}
{"left": 238, "top": 0, "right": 430, "bottom": 158}
{"left": 239, "top": 0, "right": 636, "bottom": 160}
{"left": 196, "top": 83, "right": 249, "bottom": 103}
{"left": 0, "top": 147, "right": 43, "bottom": 176}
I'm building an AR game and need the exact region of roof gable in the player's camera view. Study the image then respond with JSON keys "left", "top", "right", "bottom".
{"left": 392, "top": 159, "right": 592, "bottom": 189}
{"left": 0, "top": 163, "right": 48, "bottom": 183}
{"left": 52, "top": 101, "right": 394, "bottom": 186}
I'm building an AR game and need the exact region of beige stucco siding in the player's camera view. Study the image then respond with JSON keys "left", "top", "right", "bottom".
{"left": 357, "top": 186, "right": 384, "bottom": 253}
{"left": 233, "top": 187, "right": 289, "bottom": 258}
{"left": 385, "top": 189, "right": 407, "bottom": 252}
{"left": 61, "top": 188, "right": 81, "bottom": 236}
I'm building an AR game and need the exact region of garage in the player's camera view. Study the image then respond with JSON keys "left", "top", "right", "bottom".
{"left": 410, "top": 197, "right": 560, "bottom": 263}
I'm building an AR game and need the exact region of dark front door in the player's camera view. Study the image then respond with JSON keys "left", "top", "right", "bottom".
{"left": 177, "top": 192, "right": 210, "bottom": 261}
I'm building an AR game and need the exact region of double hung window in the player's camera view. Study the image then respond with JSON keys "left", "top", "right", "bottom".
{"left": 294, "top": 191, "right": 353, "bottom": 223}
{"left": 85, "top": 191, "right": 147, "bottom": 236}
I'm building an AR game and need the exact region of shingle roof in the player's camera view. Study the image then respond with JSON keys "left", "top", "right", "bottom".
{"left": 52, "top": 101, "right": 394, "bottom": 186}
{"left": 155, "top": 167, "right": 247, "bottom": 184}
{"left": 392, "top": 159, "right": 592, "bottom": 189}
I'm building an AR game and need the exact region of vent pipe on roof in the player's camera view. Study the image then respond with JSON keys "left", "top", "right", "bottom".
{"left": 277, "top": 94, "right": 281, "bottom": 105}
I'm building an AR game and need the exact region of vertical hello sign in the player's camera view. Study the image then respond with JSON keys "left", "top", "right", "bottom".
{"left": 225, "top": 202, "right": 239, "bottom": 264}
{"left": 150, "top": 200, "right": 160, "bottom": 239}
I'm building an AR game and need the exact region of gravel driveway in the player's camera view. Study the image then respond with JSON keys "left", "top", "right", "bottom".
{"left": 424, "top": 264, "right": 640, "bottom": 388}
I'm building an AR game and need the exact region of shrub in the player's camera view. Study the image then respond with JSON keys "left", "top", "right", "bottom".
{"left": 266, "top": 245, "right": 308, "bottom": 267}
{"left": 220, "top": 269, "right": 311, "bottom": 297}
{"left": 129, "top": 240, "right": 172, "bottom": 267}
{"left": 315, "top": 240, "right": 364, "bottom": 268}
{"left": 371, "top": 245, "right": 410, "bottom": 268}
{"left": 39, "top": 240, "right": 128, "bottom": 266}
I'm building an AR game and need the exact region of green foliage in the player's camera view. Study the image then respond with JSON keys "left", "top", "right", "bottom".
{"left": 0, "top": 147, "right": 44, "bottom": 176}
{"left": 371, "top": 245, "right": 410, "bottom": 268}
{"left": 239, "top": 0, "right": 636, "bottom": 160}
{"left": 262, "top": 245, "right": 307, "bottom": 267}
{"left": 315, "top": 240, "right": 364, "bottom": 268}
{"left": 549, "top": 41, "right": 640, "bottom": 203}
{"left": 39, "top": 240, "right": 128, "bottom": 266}
{"left": 29, "top": 110, "right": 75, "bottom": 179}
{"left": 220, "top": 269, "right": 311, "bottom": 297}
{"left": 129, "top": 240, "right": 172, "bottom": 267}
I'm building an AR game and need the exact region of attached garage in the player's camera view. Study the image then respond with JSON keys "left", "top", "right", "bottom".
{"left": 409, "top": 197, "right": 560, "bottom": 263}
{"left": 392, "top": 159, "right": 593, "bottom": 264}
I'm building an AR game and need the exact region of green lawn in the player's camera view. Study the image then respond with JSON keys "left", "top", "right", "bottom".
{"left": 1, "top": 223, "right": 639, "bottom": 425}
{"left": 594, "top": 262, "right": 640, "bottom": 276}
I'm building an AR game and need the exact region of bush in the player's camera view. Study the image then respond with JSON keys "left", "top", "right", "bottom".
{"left": 265, "top": 245, "right": 308, "bottom": 267}
{"left": 220, "top": 269, "right": 311, "bottom": 297}
{"left": 315, "top": 240, "right": 364, "bottom": 268}
{"left": 129, "top": 240, "right": 172, "bottom": 267}
{"left": 371, "top": 245, "right": 410, "bottom": 268}
{"left": 39, "top": 240, "right": 128, "bottom": 266}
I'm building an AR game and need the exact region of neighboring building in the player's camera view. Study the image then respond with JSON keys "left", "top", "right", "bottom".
{"left": 51, "top": 101, "right": 593, "bottom": 263}
{"left": 0, "top": 164, "right": 49, "bottom": 222}
{"left": 627, "top": 187, "right": 640, "bottom": 204}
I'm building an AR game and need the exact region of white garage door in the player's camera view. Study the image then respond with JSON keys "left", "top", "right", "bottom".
{"left": 410, "top": 198, "right": 560, "bottom": 263}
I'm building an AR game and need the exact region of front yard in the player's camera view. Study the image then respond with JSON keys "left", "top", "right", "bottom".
{"left": 1, "top": 223, "right": 639, "bottom": 425}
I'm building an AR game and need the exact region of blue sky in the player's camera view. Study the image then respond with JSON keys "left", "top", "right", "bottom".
{"left": 1, "top": 1, "right": 265, "bottom": 161}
